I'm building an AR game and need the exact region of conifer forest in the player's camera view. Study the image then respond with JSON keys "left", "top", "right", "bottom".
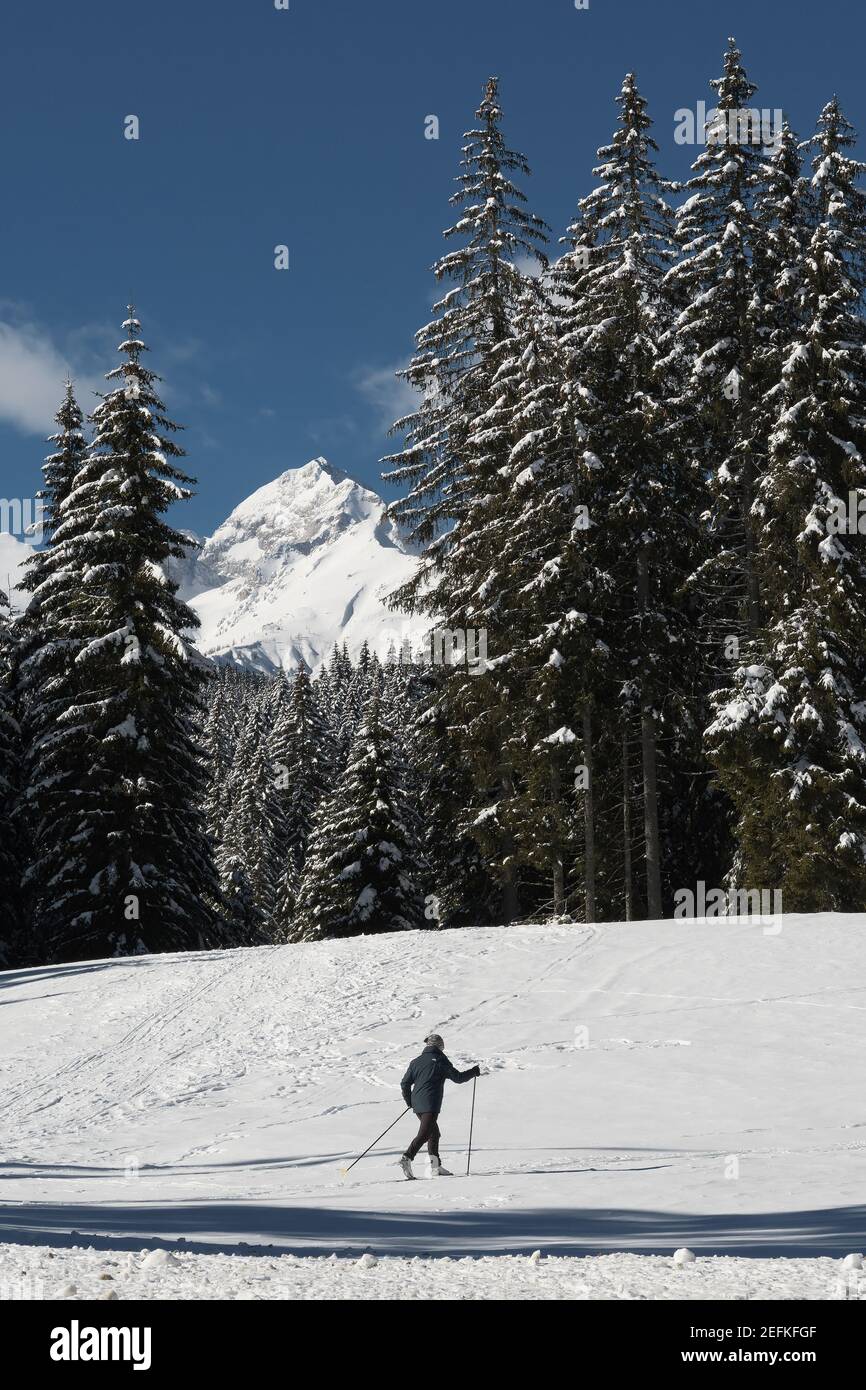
{"left": 3, "top": 40, "right": 866, "bottom": 966}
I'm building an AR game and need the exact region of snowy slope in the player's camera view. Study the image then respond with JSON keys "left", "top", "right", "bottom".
{"left": 1, "top": 916, "right": 864, "bottom": 1276}
{"left": 177, "top": 458, "right": 424, "bottom": 672}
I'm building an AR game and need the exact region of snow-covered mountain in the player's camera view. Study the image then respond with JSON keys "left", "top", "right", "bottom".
{"left": 177, "top": 458, "right": 424, "bottom": 672}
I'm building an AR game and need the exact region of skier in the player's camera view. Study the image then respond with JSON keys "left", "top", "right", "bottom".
{"left": 399, "top": 1033, "right": 480, "bottom": 1178}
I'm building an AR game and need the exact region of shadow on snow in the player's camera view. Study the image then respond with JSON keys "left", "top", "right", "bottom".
{"left": 0, "top": 1199, "right": 862, "bottom": 1260}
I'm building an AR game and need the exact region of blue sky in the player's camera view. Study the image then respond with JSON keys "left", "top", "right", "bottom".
{"left": 1, "top": 0, "right": 864, "bottom": 535}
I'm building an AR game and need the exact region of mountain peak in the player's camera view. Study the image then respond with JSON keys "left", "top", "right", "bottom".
{"left": 179, "top": 459, "right": 422, "bottom": 672}
{"left": 292, "top": 456, "right": 350, "bottom": 485}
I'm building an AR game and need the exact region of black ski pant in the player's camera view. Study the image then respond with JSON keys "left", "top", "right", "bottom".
{"left": 404, "top": 1111, "right": 440, "bottom": 1160}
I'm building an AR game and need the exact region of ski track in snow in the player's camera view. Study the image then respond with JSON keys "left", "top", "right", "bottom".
{"left": 1, "top": 917, "right": 865, "bottom": 1289}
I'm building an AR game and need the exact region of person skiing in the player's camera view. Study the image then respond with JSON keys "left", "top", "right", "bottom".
{"left": 399, "top": 1033, "right": 480, "bottom": 1178}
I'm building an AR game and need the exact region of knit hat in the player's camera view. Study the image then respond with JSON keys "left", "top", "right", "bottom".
{"left": 424, "top": 1032, "right": 444, "bottom": 1049}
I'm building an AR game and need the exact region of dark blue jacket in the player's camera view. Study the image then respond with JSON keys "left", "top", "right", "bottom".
{"left": 401, "top": 1045, "right": 479, "bottom": 1115}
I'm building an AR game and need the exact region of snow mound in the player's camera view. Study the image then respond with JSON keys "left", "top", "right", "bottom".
{"left": 141, "top": 1249, "right": 180, "bottom": 1272}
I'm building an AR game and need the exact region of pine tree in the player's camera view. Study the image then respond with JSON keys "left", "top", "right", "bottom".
{"left": 383, "top": 76, "right": 549, "bottom": 608}
{"left": 219, "top": 853, "right": 265, "bottom": 944}
{"left": 553, "top": 72, "right": 690, "bottom": 919}
{"left": 319, "top": 644, "right": 356, "bottom": 772}
{"left": 707, "top": 101, "right": 866, "bottom": 910}
{"left": 35, "top": 382, "right": 87, "bottom": 540}
{"left": 201, "top": 667, "right": 242, "bottom": 843}
{"left": 292, "top": 694, "right": 426, "bottom": 940}
{"left": 217, "top": 679, "right": 283, "bottom": 926}
{"left": 17, "top": 385, "right": 90, "bottom": 818}
{"left": 12, "top": 386, "right": 91, "bottom": 963}
{"left": 662, "top": 39, "right": 772, "bottom": 655}
{"left": 22, "top": 309, "right": 221, "bottom": 959}
{"left": 269, "top": 666, "right": 333, "bottom": 934}
{"left": 383, "top": 77, "right": 549, "bottom": 922}
{"left": 752, "top": 121, "right": 811, "bottom": 409}
{"left": 0, "top": 591, "right": 22, "bottom": 965}
{"left": 439, "top": 277, "right": 577, "bottom": 918}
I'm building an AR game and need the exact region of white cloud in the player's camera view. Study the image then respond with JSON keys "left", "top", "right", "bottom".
{"left": 0, "top": 319, "right": 103, "bottom": 434}
{"left": 353, "top": 364, "right": 418, "bottom": 430}
{"left": 513, "top": 252, "right": 545, "bottom": 279}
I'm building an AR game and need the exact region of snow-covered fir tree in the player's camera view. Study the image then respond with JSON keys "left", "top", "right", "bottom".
{"left": 13, "top": 384, "right": 90, "bottom": 959}
{"left": 291, "top": 693, "right": 426, "bottom": 940}
{"left": 27, "top": 382, "right": 87, "bottom": 557}
{"left": 752, "top": 121, "right": 812, "bottom": 416}
{"left": 219, "top": 852, "right": 265, "bottom": 945}
{"left": 201, "top": 667, "right": 244, "bottom": 842}
{"left": 383, "top": 76, "right": 549, "bottom": 922}
{"left": 217, "top": 682, "right": 283, "bottom": 927}
{"left": 662, "top": 39, "right": 772, "bottom": 656}
{"left": 0, "top": 590, "right": 22, "bottom": 965}
{"left": 21, "top": 310, "right": 222, "bottom": 960}
{"left": 707, "top": 101, "right": 866, "bottom": 909}
{"left": 268, "top": 665, "right": 333, "bottom": 935}
{"left": 317, "top": 643, "right": 356, "bottom": 773}
{"left": 552, "top": 71, "right": 689, "bottom": 920}
{"left": 383, "top": 76, "right": 549, "bottom": 607}
{"left": 17, "top": 383, "right": 90, "bottom": 763}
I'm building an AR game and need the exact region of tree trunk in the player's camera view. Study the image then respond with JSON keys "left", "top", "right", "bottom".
{"left": 582, "top": 705, "right": 596, "bottom": 924}
{"left": 741, "top": 447, "right": 761, "bottom": 635}
{"left": 550, "top": 763, "right": 565, "bottom": 917}
{"left": 501, "top": 860, "right": 520, "bottom": 924}
{"left": 623, "top": 725, "right": 634, "bottom": 923}
{"left": 641, "top": 707, "right": 662, "bottom": 919}
{"left": 552, "top": 858, "right": 565, "bottom": 919}
{"left": 500, "top": 768, "right": 520, "bottom": 924}
{"left": 637, "top": 549, "right": 662, "bottom": 920}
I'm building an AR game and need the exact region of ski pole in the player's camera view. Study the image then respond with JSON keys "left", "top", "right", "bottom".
{"left": 339, "top": 1107, "right": 410, "bottom": 1177}
{"left": 466, "top": 1074, "right": 477, "bottom": 1176}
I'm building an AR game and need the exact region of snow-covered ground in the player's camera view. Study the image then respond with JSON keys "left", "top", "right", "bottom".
{"left": 1, "top": 918, "right": 864, "bottom": 1299}
{"left": 2, "top": 1243, "right": 862, "bottom": 1301}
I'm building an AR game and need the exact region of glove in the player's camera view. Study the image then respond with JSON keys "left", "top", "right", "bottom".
{"left": 472, "top": 1065, "right": 481, "bottom": 1078}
